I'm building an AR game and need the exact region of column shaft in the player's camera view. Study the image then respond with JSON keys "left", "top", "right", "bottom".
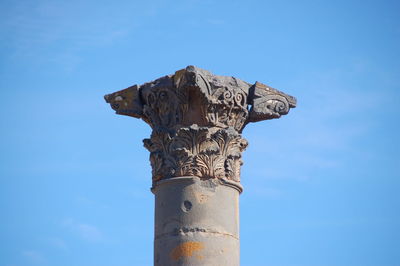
{"left": 104, "top": 66, "right": 296, "bottom": 266}
{"left": 153, "top": 177, "right": 241, "bottom": 266}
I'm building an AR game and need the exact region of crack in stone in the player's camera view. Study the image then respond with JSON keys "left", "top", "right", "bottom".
{"left": 155, "top": 227, "right": 239, "bottom": 240}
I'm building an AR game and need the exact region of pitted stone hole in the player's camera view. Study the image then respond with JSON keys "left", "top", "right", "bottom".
{"left": 182, "top": 200, "right": 192, "bottom": 212}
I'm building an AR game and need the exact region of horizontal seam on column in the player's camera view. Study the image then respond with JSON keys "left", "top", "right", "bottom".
{"left": 155, "top": 230, "right": 239, "bottom": 240}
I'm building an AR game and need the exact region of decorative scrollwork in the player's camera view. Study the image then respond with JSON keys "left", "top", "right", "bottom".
{"left": 248, "top": 82, "right": 297, "bottom": 122}
{"left": 105, "top": 66, "right": 296, "bottom": 184}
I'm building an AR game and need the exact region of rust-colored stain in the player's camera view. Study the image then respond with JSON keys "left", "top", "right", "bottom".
{"left": 194, "top": 192, "right": 210, "bottom": 204}
{"left": 170, "top": 241, "right": 204, "bottom": 261}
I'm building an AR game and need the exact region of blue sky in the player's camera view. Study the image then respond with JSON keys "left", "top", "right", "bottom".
{"left": 0, "top": 0, "right": 399, "bottom": 265}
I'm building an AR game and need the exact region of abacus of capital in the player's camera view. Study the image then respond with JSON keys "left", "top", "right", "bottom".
{"left": 105, "top": 66, "right": 296, "bottom": 266}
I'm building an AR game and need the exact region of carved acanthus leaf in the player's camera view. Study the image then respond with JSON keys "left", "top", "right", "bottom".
{"left": 105, "top": 66, "right": 296, "bottom": 183}
{"left": 143, "top": 125, "right": 248, "bottom": 184}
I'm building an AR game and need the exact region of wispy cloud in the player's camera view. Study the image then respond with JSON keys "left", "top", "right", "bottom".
{"left": 62, "top": 218, "right": 104, "bottom": 243}
{"left": 0, "top": 0, "right": 135, "bottom": 71}
{"left": 21, "top": 250, "right": 46, "bottom": 264}
{"left": 243, "top": 61, "right": 397, "bottom": 182}
{"left": 1, "top": 1, "right": 132, "bottom": 46}
{"left": 47, "top": 237, "right": 68, "bottom": 251}
{"left": 75, "top": 196, "right": 110, "bottom": 209}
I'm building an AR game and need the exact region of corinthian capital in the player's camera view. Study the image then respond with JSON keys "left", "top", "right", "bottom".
{"left": 105, "top": 66, "right": 296, "bottom": 184}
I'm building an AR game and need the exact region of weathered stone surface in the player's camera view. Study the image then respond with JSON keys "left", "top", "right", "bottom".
{"left": 104, "top": 66, "right": 296, "bottom": 184}
{"left": 248, "top": 81, "right": 297, "bottom": 122}
{"left": 105, "top": 66, "right": 297, "bottom": 266}
{"left": 153, "top": 176, "right": 241, "bottom": 266}
{"left": 143, "top": 125, "right": 248, "bottom": 183}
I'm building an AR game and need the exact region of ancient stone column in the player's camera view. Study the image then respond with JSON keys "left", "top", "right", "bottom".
{"left": 104, "top": 66, "right": 296, "bottom": 266}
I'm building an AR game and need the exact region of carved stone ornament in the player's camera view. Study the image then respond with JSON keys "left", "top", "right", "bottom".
{"left": 105, "top": 66, "right": 296, "bottom": 184}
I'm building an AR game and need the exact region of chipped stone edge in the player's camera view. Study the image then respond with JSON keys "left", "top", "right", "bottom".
{"left": 151, "top": 176, "right": 243, "bottom": 194}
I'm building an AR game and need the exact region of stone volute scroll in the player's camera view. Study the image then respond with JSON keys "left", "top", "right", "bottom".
{"left": 105, "top": 66, "right": 296, "bottom": 266}
{"left": 104, "top": 66, "right": 296, "bottom": 186}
